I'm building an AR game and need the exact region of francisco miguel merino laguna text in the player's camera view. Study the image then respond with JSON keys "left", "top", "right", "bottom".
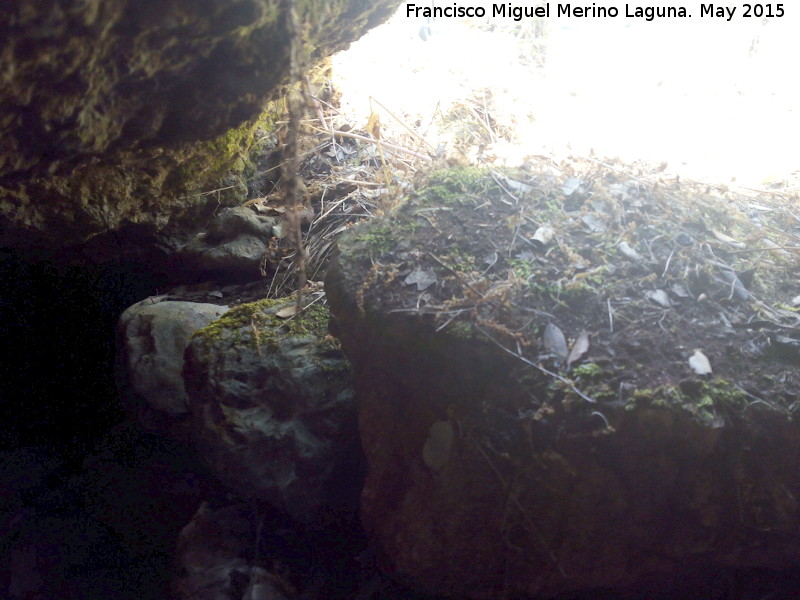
{"left": 406, "top": 3, "right": 693, "bottom": 21}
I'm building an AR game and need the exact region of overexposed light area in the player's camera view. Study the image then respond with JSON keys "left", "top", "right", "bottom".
{"left": 332, "top": 1, "right": 800, "bottom": 188}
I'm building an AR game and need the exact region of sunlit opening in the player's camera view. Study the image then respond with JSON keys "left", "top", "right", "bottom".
{"left": 331, "top": 1, "right": 799, "bottom": 190}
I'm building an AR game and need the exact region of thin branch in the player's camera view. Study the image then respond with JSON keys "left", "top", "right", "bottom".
{"left": 475, "top": 325, "right": 597, "bottom": 404}
{"left": 308, "top": 125, "right": 433, "bottom": 162}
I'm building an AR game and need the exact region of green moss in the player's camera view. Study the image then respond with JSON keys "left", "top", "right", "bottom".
{"left": 442, "top": 321, "right": 493, "bottom": 342}
{"left": 508, "top": 258, "right": 536, "bottom": 282}
{"left": 621, "top": 379, "right": 748, "bottom": 422}
{"left": 572, "top": 362, "right": 604, "bottom": 379}
{"left": 352, "top": 221, "right": 398, "bottom": 256}
{"left": 697, "top": 378, "right": 748, "bottom": 409}
{"left": 775, "top": 303, "right": 799, "bottom": 313}
{"left": 417, "top": 166, "right": 497, "bottom": 207}
{"left": 172, "top": 103, "right": 278, "bottom": 202}
{"left": 443, "top": 244, "right": 478, "bottom": 270}
{"left": 194, "top": 295, "right": 339, "bottom": 353}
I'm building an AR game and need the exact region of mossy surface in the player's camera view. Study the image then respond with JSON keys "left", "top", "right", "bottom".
{"left": 415, "top": 166, "right": 498, "bottom": 206}
{"left": 325, "top": 158, "right": 800, "bottom": 600}
{"left": 330, "top": 162, "right": 799, "bottom": 422}
{"left": 0, "top": 0, "right": 403, "bottom": 250}
{"left": 195, "top": 294, "right": 341, "bottom": 355}
{"left": 171, "top": 106, "right": 278, "bottom": 204}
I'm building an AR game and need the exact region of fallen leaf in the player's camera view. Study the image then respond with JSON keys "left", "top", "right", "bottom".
{"left": 618, "top": 241, "right": 645, "bottom": 262}
{"left": 710, "top": 229, "right": 746, "bottom": 249}
{"left": 566, "top": 330, "right": 590, "bottom": 368}
{"left": 499, "top": 175, "right": 534, "bottom": 195}
{"left": 543, "top": 323, "right": 568, "bottom": 361}
{"left": 422, "top": 421, "right": 454, "bottom": 471}
{"left": 688, "top": 349, "right": 712, "bottom": 375}
{"left": 719, "top": 270, "right": 749, "bottom": 301}
{"left": 404, "top": 268, "right": 437, "bottom": 291}
{"left": 561, "top": 177, "right": 582, "bottom": 196}
{"left": 581, "top": 214, "right": 607, "bottom": 233}
{"left": 276, "top": 305, "right": 297, "bottom": 319}
{"left": 531, "top": 225, "right": 555, "bottom": 246}
{"left": 671, "top": 283, "right": 691, "bottom": 298}
{"left": 644, "top": 289, "right": 672, "bottom": 308}
{"left": 366, "top": 111, "right": 381, "bottom": 140}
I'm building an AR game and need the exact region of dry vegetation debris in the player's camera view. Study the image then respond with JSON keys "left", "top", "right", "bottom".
{"left": 210, "top": 39, "right": 799, "bottom": 414}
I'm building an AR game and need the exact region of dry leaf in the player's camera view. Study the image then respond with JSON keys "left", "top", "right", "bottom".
{"left": 503, "top": 177, "right": 534, "bottom": 195}
{"left": 543, "top": 322, "right": 568, "bottom": 361}
{"left": 566, "top": 330, "right": 590, "bottom": 368}
{"left": 366, "top": 111, "right": 381, "bottom": 140}
{"left": 618, "top": 241, "right": 645, "bottom": 262}
{"left": 276, "top": 305, "right": 297, "bottom": 319}
{"left": 532, "top": 225, "right": 555, "bottom": 246}
{"left": 688, "top": 349, "right": 712, "bottom": 375}
{"left": 581, "top": 214, "right": 607, "bottom": 233}
{"left": 423, "top": 421, "right": 454, "bottom": 471}
{"left": 404, "top": 268, "right": 437, "bottom": 291}
{"left": 710, "top": 229, "right": 746, "bottom": 249}
{"left": 644, "top": 289, "right": 672, "bottom": 308}
{"left": 561, "top": 177, "right": 582, "bottom": 196}
{"left": 719, "top": 270, "right": 749, "bottom": 301}
{"left": 671, "top": 283, "right": 691, "bottom": 298}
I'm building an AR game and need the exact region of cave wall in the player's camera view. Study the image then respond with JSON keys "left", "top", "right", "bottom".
{"left": 0, "top": 0, "right": 401, "bottom": 252}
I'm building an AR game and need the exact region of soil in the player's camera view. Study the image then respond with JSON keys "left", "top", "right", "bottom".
{"left": 342, "top": 161, "right": 799, "bottom": 418}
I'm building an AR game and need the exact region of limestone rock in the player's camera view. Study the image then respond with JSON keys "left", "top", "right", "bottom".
{"left": 179, "top": 206, "right": 278, "bottom": 277}
{"left": 324, "top": 167, "right": 800, "bottom": 598}
{"left": 184, "top": 294, "right": 357, "bottom": 523}
{"left": 172, "top": 502, "right": 293, "bottom": 600}
{"left": 117, "top": 298, "right": 229, "bottom": 437}
{"left": 0, "top": 0, "right": 402, "bottom": 251}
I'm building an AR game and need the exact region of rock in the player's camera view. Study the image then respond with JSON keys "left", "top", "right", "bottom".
{"left": 0, "top": 0, "right": 402, "bottom": 251}
{"left": 172, "top": 502, "right": 294, "bottom": 600}
{"left": 116, "top": 297, "right": 229, "bottom": 438}
{"left": 324, "top": 167, "right": 800, "bottom": 598}
{"left": 184, "top": 293, "right": 357, "bottom": 523}
{"left": 179, "top": 206, "right": 278, "bottom": 277}
{"left": 171, "top": 502, "right": 256, "bottom": 600}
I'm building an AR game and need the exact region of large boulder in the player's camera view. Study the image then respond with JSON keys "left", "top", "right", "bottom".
{"left": 0, "top": 0, "right": 401, "bottom": 251}
{"left": 116, "top": 298, "right": 230, "bottom": 438}
{"left": 178, "top": 206, "right": 279, "bottom": 278}
{"left": 184, "top": 292, "right": 358, "bottom": 523}
{"left": 325, "top": 166, "right": 800, "bottom": 598}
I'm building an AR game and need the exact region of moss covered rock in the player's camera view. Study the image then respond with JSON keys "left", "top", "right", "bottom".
{"left": 325, "top": 166, "right": 800, "bottom": 598}
{"left": 0, "top": 0, "right": 401, "bottom": 251}
{"left": 184, "top": 293, "right": 357, "bottom": 523}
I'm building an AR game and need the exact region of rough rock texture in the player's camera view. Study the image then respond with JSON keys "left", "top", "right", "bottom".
{"left": 172, "top": 502, "right": 291, "bottom": 600}
{"left": 0, "top": 0, "right": 401, "bottom": 251}
{"left": 116, "top": 298, "right": 230, "bottom": 438}
{"left": 184, "top": 293, "right": 358, "bottom": 523}
{"left": 178, "top": 206, "right": 279, "bottom": 277}
{"left": 324, "top": 167, "right": 800, "bottom": 598}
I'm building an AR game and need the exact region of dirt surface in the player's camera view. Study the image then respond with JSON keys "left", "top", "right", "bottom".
{"left": 320, "top": 158, "right": 800, "bottom": 599}
{"left": 341, "top": 161, "right": 799, "bottom": 416}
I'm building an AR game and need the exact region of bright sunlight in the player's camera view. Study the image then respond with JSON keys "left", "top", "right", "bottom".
{"left": 331, "top": 1, "right": 799, "bottom": 190}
